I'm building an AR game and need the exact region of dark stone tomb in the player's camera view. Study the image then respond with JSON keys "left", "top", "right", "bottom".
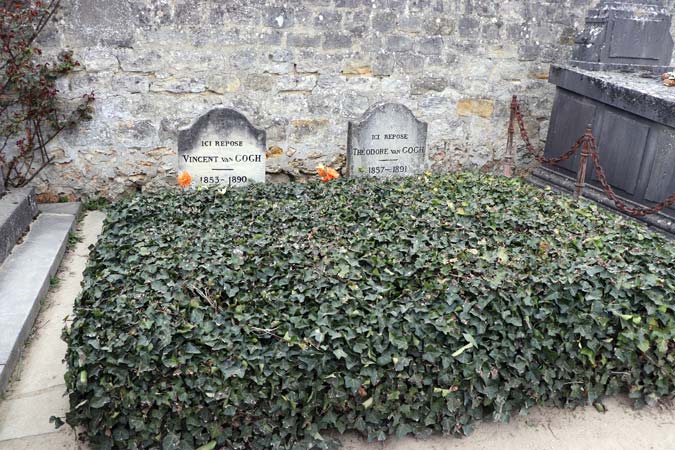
{"left": 534, "top": 0, "right": 675, "bottom": 235}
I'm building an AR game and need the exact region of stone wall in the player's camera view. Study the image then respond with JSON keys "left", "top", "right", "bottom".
{"left": 31, "top": 0, "right": 672, "bottom": 198}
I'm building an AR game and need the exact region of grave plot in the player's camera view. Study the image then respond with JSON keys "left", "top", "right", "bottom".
{"left": 62, "top": 173, "right": 675, "bottom": 450}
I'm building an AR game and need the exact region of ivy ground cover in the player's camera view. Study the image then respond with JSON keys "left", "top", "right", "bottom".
{"left": 64, "top": 173, "right": 675, "bottom": 450}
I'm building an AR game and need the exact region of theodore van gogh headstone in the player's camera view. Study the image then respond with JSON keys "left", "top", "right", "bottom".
{"left": 178, "top": 108, "right": 266, "bottom": 187}
{"left": 347, "top": 103, "right": 428, "bottom": 177}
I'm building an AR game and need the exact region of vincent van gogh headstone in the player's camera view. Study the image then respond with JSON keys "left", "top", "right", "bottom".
{"left": 178, "top": 108, "right": 266, "bottom": 187}
{"left": 347, "top": 103, "right": 428, "bottom": 177}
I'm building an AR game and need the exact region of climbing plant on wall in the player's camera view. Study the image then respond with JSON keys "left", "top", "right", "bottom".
{"left": 0, "top": 0, "right": 94, "bottom": 189}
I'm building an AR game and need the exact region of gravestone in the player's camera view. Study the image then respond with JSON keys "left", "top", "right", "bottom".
{"left": 178, "top": 108, "right": 266, "bottom": 187}
{"left": 347, "top": 103, "right": 428, "bottom": 177}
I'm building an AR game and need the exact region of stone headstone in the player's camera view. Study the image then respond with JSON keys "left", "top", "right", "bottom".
{"left": 347, "top": 103, "right": 428, "bottom": 178}
{"left": 571, "top": 0, "right": 674, "bottom": 73}
{"left": 178, "top": 108, "right": 266, "bottom": 187}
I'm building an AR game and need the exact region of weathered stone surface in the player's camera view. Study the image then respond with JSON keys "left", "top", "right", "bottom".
{"left": 323, "top": 32, "right": 353, "bottom": 49}
{"left": 0, "top": 188, "right": 38, "bottom": 267}
{"left": 112, "top": 74, "right": 150, "bottom": 94}
{"left": 287, "top": 33, "right": 322, "bottom": 48}
{"left": 412, "top": 77, "right": 448, "bottom": 95}
{"left": 543, "top": 65, "right": 675, "bottom": 222}
{"left": 28, "top": 0, "right": 675, "bottom": 198}
{"left": 457, "top": 98, "right": 495, "bottom": 118}
{"left": 178, "top": 108, "right": 266, "bottom": 187}
{"left": 549, "top": 65, "right": 675, "bottom": 128}
{"left": 347, "top": 103, "right": 428, "bottom": 177}
{"left": 571, "top": 0, "right": 674, "bottom": 73}
{"left": 0, "top": 203, "right": 80, "bottom": 396}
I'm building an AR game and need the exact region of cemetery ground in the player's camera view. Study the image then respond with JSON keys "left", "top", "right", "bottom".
{"left": 1, "top": 173, "right": 673, "bottom": 450}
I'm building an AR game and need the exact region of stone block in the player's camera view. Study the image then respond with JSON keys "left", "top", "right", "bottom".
{"left": 372, "top": 12, "right": 396, "bottom": 32}
{"left": 0, "top": 188, "right": 38, "bottom": 267}
{"left": 399, "top": 15, "right": 425, "bottom": 33}
{"left": 386, "top": 35, "right": 414, "bottom": 52}
{"left": 458, "top": 16, "right": 481, "bottom": 38}
{"left": 276, "top": 75, "right": 318, "bottom": 92}
{"left": 65, "top": 0, "right": 137, "bottom": 46}
{"left": 393, "top": 53, "right": 425, "bottom": 73}
{"left": 549, "top": 65, "right": 675, "bottom": 129}
{"left": 335, "top": 0, "right": 363, "bottom": 7}
{"left": 0, "top": 205, "right": 79, "bottom": 396}
{"left": 266, "top": 7, "right": 294, "bottom": 29}
{"left": 244, "top": 74, "right": 276, "bottom": 92}
{"left": 287, "top": 33, "right": 322, "bottom": 48}
{"left": 457, "top": 98, "right": 495, "bottom": 118}
{"left": 150, "top": 77, "right": 206, "bottom": 94}
{"left": 341, "top": 63, "right": 373, "bottom": 76}
{"left": 417, "top": 36, "right": 444, "bottom": 55}
{"left": 571, "top": 0, "right": 674, "bottom": 72}
{"left": 115, "top": 120, "right": 159, "bottom": 148}
{"left": 79, "top": 47, "right": 119, "bottom": 71}
{"left": 314, "top": 11, "right": 342, "bottom": 29}
{"left": 412, "top": 77, "right": 448, "bottom": 94}
{"left": 112, "top": 74, "right": 150, "bottom": 94}
{"left": 323, "top": 32, "right": 353, "bottom": 49}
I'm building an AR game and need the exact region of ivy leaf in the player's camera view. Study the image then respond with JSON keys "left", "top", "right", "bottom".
{"left": 333, "top": 348, "right": 348, "bottom": 360}
{"left": 396, "top": 423, "right": 413, "bottom": 438}
{"left": 162, "top": 433, "right": 180, "bottom": 450}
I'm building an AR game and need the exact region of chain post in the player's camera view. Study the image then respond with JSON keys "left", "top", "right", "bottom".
{"left": 504, "top": 95, "right": 517, "bottom": 177}
{"left": 512, "top": 102, "right": 675, "bottom": 216}
{"left": 574, "top": 125, "right": 593, "bottom": 201}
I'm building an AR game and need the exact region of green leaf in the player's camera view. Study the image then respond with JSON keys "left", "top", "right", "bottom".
{"left": 396, "top": 423, "right": 413, "bottom": 438}
{"left": 162, "top": 433, "right": 180, "bottom": 450}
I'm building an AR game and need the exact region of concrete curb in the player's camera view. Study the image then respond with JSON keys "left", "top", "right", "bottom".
{"left": 0, "top": 203, "right": 81, "bottom": 396}
{"left": 0, "top": 188, "right": 38, "bottom": 267}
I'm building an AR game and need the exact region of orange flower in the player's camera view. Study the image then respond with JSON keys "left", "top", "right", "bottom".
{"left": 177, "top": 172, "right": 192, "bottom": 189}
{"left": 316, "top": 164, "right": 340, "bottom": 183}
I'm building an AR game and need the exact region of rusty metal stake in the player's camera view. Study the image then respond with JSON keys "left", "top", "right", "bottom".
{"left": 504, "top": 95, "right": 517, "bottom": 177}
{"left": 574, "top": 125, "right": 593, "bottom": 201}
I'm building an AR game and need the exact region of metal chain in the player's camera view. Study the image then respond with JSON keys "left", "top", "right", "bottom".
{"left": 513, "top": 100, "right": 583, "bottom": 164}
{"left": 587, "top": 137, "right": 675, "bottom": 217}
{"left": 509, "top": 96, "right": 675, "bottom": 218}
